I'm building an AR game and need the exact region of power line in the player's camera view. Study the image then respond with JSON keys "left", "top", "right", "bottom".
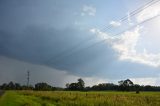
{"left": 44, "top": 0, "right": 159, "bottom": 65}
{"left": 103, "top": 0, "right": 160, "bottom": 31}
{"left": 44, "top": 0, "right": 160, "bottom": 65}
{"left": 49, "top": 14, "right": 160, "bottom": 65}
{"left": 97, "top": 0, "right": 154, "bottom": 31}
{"left": 102, "top": 0, "right": 160, "bottom": 32}
{"left": 45, "top": 36, "right": 96, "bottom": 64}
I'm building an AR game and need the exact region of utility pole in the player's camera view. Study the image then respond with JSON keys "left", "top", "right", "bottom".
{"left": 27, "top": 70, "right": 30, "bottom": 87}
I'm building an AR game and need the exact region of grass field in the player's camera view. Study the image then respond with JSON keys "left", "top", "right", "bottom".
{"left": 0, "top": 91, "right": 160, "bottom": 106}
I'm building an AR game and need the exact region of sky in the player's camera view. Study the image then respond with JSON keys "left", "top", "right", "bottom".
{"left": 0, "top": 0, "right": 160, "bottom": 87}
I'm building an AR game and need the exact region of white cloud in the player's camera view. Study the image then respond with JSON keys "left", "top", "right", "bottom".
{"left": 131, "top": 77, "right": 160, "bottom": 86}
{"left": 90, "top": 28, "right": 111, "bottom": 39}
{"left": 136, "top": 2, "right": 160, "bottom": 22}
{"left": 109, "top": 21, "right": 121, "bottom": 27}
{"left": 81, "top": 5, "right": 96, "bottom": 16}
{"left": 90, "top": 2, "right": 160, "bottom": 68}
{"left": 90, "top": 26, "right": 160, "bottom": 67}
{"left": 83, "top": 77, "right": 110, "bottom": 87}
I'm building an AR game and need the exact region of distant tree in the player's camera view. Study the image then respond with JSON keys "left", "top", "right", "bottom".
{"left": 1, "top": 79, "right": 160, "bottom": 91}
{"left": 77, "top": 78, "right": 85, "bottom": 90}
{"left": 118, "top": 79, "right": 134, "bottom": 91}
{"left": 35, "top": 82, "right": 54, "bottom": 91}
{"left": 84, "top": 86, "right": 91, "bottom": 91}
{"left": 68, "top": 83, "right": 79, "bottom": 90}
{"left": 15, "top": 83, "right": 21, "bottom": 89}
{"left": 0, "top": 83, "right": 7, "bottom": 90}
{"left": 7, "top": 81, "right": 15, "bottom": 90}
{"left": 66, "top": 83, "right": 70, "bottom": 89}
{"left": 0, "top": 82, "right": 24, "bottom": 90}
{"left": 144, "top": 85, "right": 153, "bottom": 91}
{"left": 134, "top": 84, "right": 140, "bottom": 93}
{"left": 21, "top": 85, "right": 28, "bottom": 90}
{"left": 91, "top": 83, "right": 118, "bottom": 91}
{"left": 66, "top": 78, "right": 85, "bottom": 91}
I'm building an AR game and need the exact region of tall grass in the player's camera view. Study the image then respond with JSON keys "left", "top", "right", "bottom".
{"left": 0, "top": 91, "right": 160, "bottom": 106}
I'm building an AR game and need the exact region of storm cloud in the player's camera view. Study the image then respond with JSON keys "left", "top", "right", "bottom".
{"left": 0, "top": 0, "right": 160, "bottom": 86}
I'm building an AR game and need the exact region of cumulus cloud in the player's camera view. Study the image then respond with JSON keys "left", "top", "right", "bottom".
{"left": 109, "top": 21, "right": 121, "bottom": 27}
{"left": 90, "top": 26, "right": 160, "bottom": 67}
{"left": 81, "top": 5, "right": 96, "bottom": 16}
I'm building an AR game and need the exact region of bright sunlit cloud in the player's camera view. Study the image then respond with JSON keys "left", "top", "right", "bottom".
{"left": 90, "top": 25, "right": 160, "bottom": 67}
{"left": 89, "top": 1, "right": 160, "bottom": 68}
{"left": 136, "top": 2, "right": 160, "bottom": 22}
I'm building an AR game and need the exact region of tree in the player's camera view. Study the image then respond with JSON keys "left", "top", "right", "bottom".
{"left": 0, "top": 83, "right": 7, "bottom": 90}
{"left": 66, "top": 83, "right": 70, "bottom": 89}
{"left": 15, "top": 83, "right": 21, "bottom": 90}
{"left": 77, "top": 78, "right": 85, "bottom": 90}
{"left": 134, "top": 84, "right": 140, "bottom": 93}
{"left": 118, "top": 79, "right": 134, "bottom": 91}
{"left": 91, "top": 83, "right": 118, "bottom": 91}
{"left": 7, "top": 81, "right": 15, "bottom": 90}
{"left": 66, "top": 78, "right": 85, "bottom": 91}
{"left": 35, "top": 82, "right": 54, "bottom": 91}
{"left": 68, "top": 83, "right": 79, "bottom": 90}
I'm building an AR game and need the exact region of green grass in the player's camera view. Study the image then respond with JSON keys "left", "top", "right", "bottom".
{"left": 0, "top": 91, "right": 160, "bottom": 106}
{"left": 0, "top": 91, "right": 54, "bottom": 106}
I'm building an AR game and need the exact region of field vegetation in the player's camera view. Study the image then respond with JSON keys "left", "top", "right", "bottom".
{"left": 0, "top": 79, "right": 160, "bottom": 106}
{"left": 0, "top": 91, "right": 160, "bottom": 106}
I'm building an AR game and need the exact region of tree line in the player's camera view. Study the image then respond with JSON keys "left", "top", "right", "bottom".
{"left": 0, "top": 78, "right": 160, "bottom": 92}
{"left": 0, "top": 82, "right": 58, "bottom": 91}
{"left": 66, "top": 78, "right": 160, "bottom": 92}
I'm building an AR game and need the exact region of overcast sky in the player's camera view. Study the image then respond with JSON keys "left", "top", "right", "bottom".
{"left": 0, "top": 0, "right": 160, "bottom": 87}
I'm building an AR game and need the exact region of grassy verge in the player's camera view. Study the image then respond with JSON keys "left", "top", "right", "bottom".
{"left": 0, "top": 91, "right": 55, "bottom": 106}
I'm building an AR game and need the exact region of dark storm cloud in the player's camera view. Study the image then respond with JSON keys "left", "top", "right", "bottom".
{"left": 0, "top": 0, "right": 159, "bottom": 82}
{"left": 1, "top": 25, "right": 158, "bottom": 79}
{"left": 0, "top": 25, "right": 116, "bottom": 76}
{"left": 0, "top": 0, "right": 117, "bottom": 77}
